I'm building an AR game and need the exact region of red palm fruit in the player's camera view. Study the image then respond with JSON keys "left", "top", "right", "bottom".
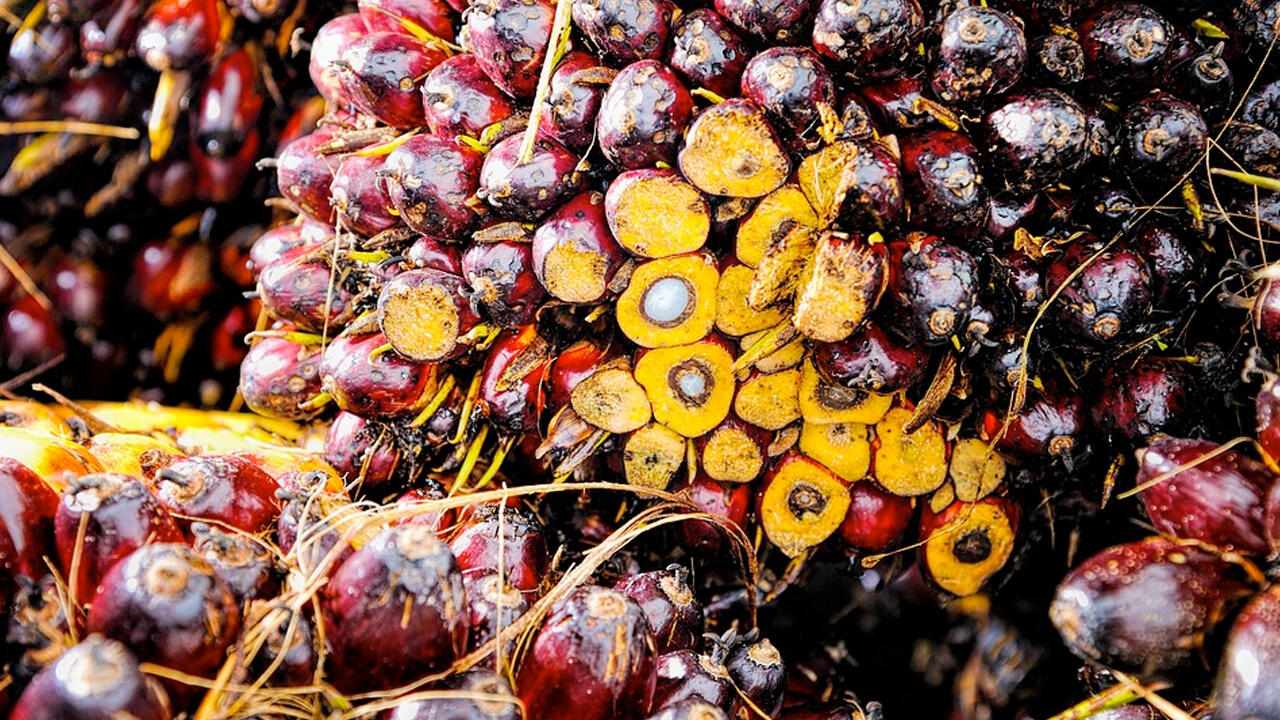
{"left": 0, "top": 458, "right": 58, "bottom": 581}
{"left": 60, "top": 71, "right": 132, "bottom": 124}
{"left": 676, "top": 475, "right": 752, "bottom": 553}
{"left": 191, "top": 523, "right": 279, "bottom": 602}
{"left": 359, "top": 0, "right": 454, "bottom": 38}
{"left": 597, "top": 60, "right": 694, "bottom": 170}
{"left": 1078, "top": 3, "right": 1173, "bottom": 96}
{"left": 714, "top": 0, "right": 811, "bottom": 43}
{"left": 548, "top": 337, "right": 611, "bottom": 410}
{"left": 984, "top": 89, "right": 1094, "bottom": 192}
{"left": 310, "top": 14, "right": 369, "bottom": 105}
{"left": 758, "top": 453, "right": 851, "bottom": 557}
{"left": 154, "top": 455, "right": 280, "bottom": 533}
{"left": 384, "top": 135, "right": 483, "bottom": 238}
{"left": 325, "top": 411, "right": 411, "bottom": 491}
{"left": 335, "top": 32, "right": 444, "bottom": 128}
{"left": 10, "top": 635, "right": 171, "bottom": 720}
{"left": 985, "top": 390, "right": 1086, "bottom": 461}
{"left": 859, "top": 75, "right": 935, "bottom": 132}
{"left": 1255, "top": 276, "right": 1280, "bottom": 346}
{"left": 321, "top": 328, "right": 440, "bottom": 418}
{"left": 461, "top": 239, "right": 548, "bottom": 327}
{"left": 276, "top": 487, "right": 353, "bottom": 573}
{"left": 275, "top": 131, "right": 340, "bottom": 222}
{"left": 647, "top": 701, "right": 729, "bottom": 720}
{"left": 740, "top": 47, "right": 836, "bottom": 152}
{"left": 1091, "top": 358, "right": 1194, "bottom": 443}
{"left": 377, "top": 268, "right": 483, "bottom": 361}
{"left": 81, "top": 0, "right": 145, "bottom": 66}
{"left": 129, "top": 240, "right": 215, "bottom": 318}
{"left": 466, "top": 0, "right": 555, "bottom": 99}
{"left": 407, "top": 236, "right": 463, "bottom": 274}
{"left": 48, "top": 0, "right": 113, "bottom": 23}
{"left": 54, "top": 473, "right": 183, "bottom": 607}
{"left": 539, "top": 50, "right": 609, "bottom": 152}
{"left": 449, "top": 503, "right": 548, "bottom": 593}
{"left": 228, "top": 0, "right": 290, "bottom": 23}
{"left": 1052, "top": 538, "right": 1254, "bottom": 680}
{"left": 1135, "top": 438, "right": 1272, "bottom": 555}
{"left": 653, "top": 650, "right": 734, "bottom": 711}
{"left": 250, "top": 608, "right": 317, "bottom": 686}
{"left": 919, "top": 497, "right": 1019, "bottom": 597}
{"left": 885, "top": 234, "right": 980, "bottom": 345}
{"left": 1044, "top": 240, "right": 1153, "bottom": 348}
{"left": 192, "top": 49, "right": 263, "bottom": 160}
{"left": 838, "top": 480, "right": 914, "bottom": 553}
{"left": 899, "top": 130, "right": 989, "bottom": 238}
{"left": 726, "top": 635, "right": 786, "bottom": 718}
{"left": 478, "top": 324, "right": 552, "bottom": 436}
{"left": 812, "top": 323, "right": 928, "bottom": 394}
{"left": 383, "top": 669, "right": 521, "bottom": 720}
{"left": 1, "top": 296, "right": 65, "bottom": 373}
{"left": 533, "top": 191, "right": 627, "bottom": 304}
{"left": 321, "top": 525, "right": 469, "bottom": 692}
{"left": 812, "top": 0, "right": 924, "bottom": 81}
{"left": 479, "top": 134, "right": 585, "bottom": 221}
{"left": 145, "top": 157, "right": 198, "bottom": 207}
{"left": 573, "top": 0, "right": 673, "bottom": 64}
{"left": 519, "top": 586, "right": 658, "bottom": 720}
{"left": 258, "top": 255, "right": 356, "bottom": 333}
{"left": 930, "top": 6, "right": 1025, "bottom": 107}
{"left": 1113, "top": 93, "right": 1208, "bottom": 192}
{"left": 1129, "top": 219, "right": 1203, "bottom": 309}
{"left": 1259, "top": 376, "right": 1280, "bottom": 462}
{"left": 87, "top": 543, "right": 241, "bottom": 678}
{"left": 668, "top": 9, "right": 748, "bottom": 98}
{"left": 1215, "top": 585, "right": 1280, "bottom": 720}
{"left": 192, "top": 129, "right": 262, "bottom": 203}
{"left": 798, "top": 139, "right": 901, "bottom": 229}
{"left": 238, "top": 336, "right": 325, "bottom": 421}
{"left": 463, "top": 571, "right": 529, "bottom": 657}
{"left": 330, "top": 153, "right": 398, "bottom": 237}
{"left": 134, "top": 0, "right": 219, "bottom": 70}
{"left": 421, "top": 54, "right": 516, "bottom": 139}
{"left": 395, "top": 482, "right": 455, "bottom": 536}
{"left": 614, "top": 565, "right": 703, "bottom": 653}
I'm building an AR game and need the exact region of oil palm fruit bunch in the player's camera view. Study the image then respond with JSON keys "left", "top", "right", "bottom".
{"left": 0, "top": 0, "right": 343, "bottom": 403}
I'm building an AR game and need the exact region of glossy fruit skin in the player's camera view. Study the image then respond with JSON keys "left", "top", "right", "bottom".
{"left": 192, "top": 49, "right": 263, "bottom": 160}
{"left": 407, "top": 236, "right": 464, "bottom": 274}
{"left": 726, "top": 636, "right": 786, "bottom": 718}
{"left": 330, "top": 153, "right": 399, "bottom": 237}
{"left": 547, "top": 338, "right": 611, "bottom": 411}
{"left": 532, "top": 191, "right": 627, "bottom": 304}
{"left": 154, "top": 455, "right": 281, "bottom": 533}
{"left": 899, "top": 130, "right": 989, "bottom": 238}
{"left": 1050, "top": 537, "right": 1252, "bottom": 680}
{"left": 812, "top": 0, "right": 924, "bottom": 81}
{"left": 479, "top": 134, "right": 585, "bottom": 221}
{"left": 597, "top": 60, "right": 694, "bottom": 170}
{"left": 449, "top": 503, "right": 548, "bottom": 593}
{"left": 462, "top": 571, "right": 529, "bottom": 657}
{"left": 646, "top": 700, "right": 729, "bottom": 720}
{"left": 2, "top": 295, "right": 66, "bottom": 373}
{"left": 238, "top": 336, "right": 325, "bottom": 421}
{"left": 1090, "top": 358, "right": 1194, "bottom": 444}
{"left": 10, "top": 635, "right": 171, "bottom": 720}
{"left": 1079, "top": 2, "right": 1174, "bottom": 96}
{"left": 653, "top": 650, "right": 734, "bottom": 711}
{"left": 478, "top": 325, "right": 551, "bottom": 435}
{"left": 668, "top": 9, "right": 749, "bottom": 98}
{"left": 813, "top": 323, "right": 929, "bottom": 393}
{"left": 1136, "top": 438, "right": 1272, "bottom": 555}
{"left": 715, "top": 0, "right": 810, "bottom": 43}
{"left": 1129, "top": 220, "right": 1202, "bottom": 309}
{"left": 1174, "top": 50, "right": 1234, "bottom": 120}
{"left": 859, "top": 75, "right": 934, "bottom": 132}
{"left": 275, "top": 130, "right": 340, "bottom": 222}
{"left": 741, "top": 47, "right": 836, "bottom": 152}
{"left": 984, "top": 88, "right": 1094, "bottom": 191}
{"left": 321, "top": 331, "right": 437, "bottom": 418}
{"left": 191, "top": 523, "right": 279, "bottom": 602}
{"left": 518, "top": 586, "right": 658, "bottom": 720}
{"left": 1044, "top": 240, "right": 1152, "bottom": 348}
{"left": 466, "top": 0, "right": 555, "bottom": 99}
{"left": 336, "top": 32, "right": 444, "bottom": 128}
{"left": 675, "top": 476, "right": 752, "bottom": 553}
{"left": 1259, "top": 376, "right": 1280, "bottom": 463}
{"left": 383, "top": 669, "right": 521, "bottom": 720}
{"left": 251, "top": 609, "right": 317, "bottom": 686}
{"left": 930, "top": 6, "right": 1025, "bottom": 107}
{"left": 838, "top": 480, "right": 914, "bottom": 553}
{"left": 421, "top": 54, "right": 516, "bottom": 139}
{"left": 310, "top": 14, "right": 369, "bottom": 105}
{"left": 539, "top": 51, "right": 610, "bottom": 152}
{"left": 0, "top": 458, "right": 59, "bottom": 581}
{"left": 54, "top": 473, "right": 184, "bottom": 607}
{"left": 258, "top": 256, "right": 356, "bottom": 333}
{"left": 1214, "top": 585, "right": 1280, "bottom": 720}
{"left": 325, "top": 411, "right": 413, "bottom": 492}
{"left": 385, "top": 135, "right": 484, "bottom": 237}
{"left": 321, "top": 525, "right": 469, "bottom": 692}
{"left": 1028, "top": 33, "right": 1085, "bottom": 87}
{"left": 395, "top": 481, "right": 455, "bottom": 536}
{"left": 573, "top": 0, "right": 673, "bottom": 64}
{"left": 60, "top": 71, "right": 133, "bottom": 124}
{"left": 886, "top": 235, "right": 980, "bottom": 345}
{"left": 87, "top": 543, "right": 241, "bottom": 678}
{"left": 614, "top": 566, "right": 704, "bottom": 653}
{"left": 987, "top": 387, "right": 1087, "bottom": 459}
{"left": 1113, "top": 93, "right": 1208, "bottom": 192}
{"left": 462, "top": 240, "right": 548, "bottom": 327}
{"left": 135, "top": 0, "right": 219, "bottom": 71}
{"left": 359, "top": 0, "right": 455, "bottom": 39}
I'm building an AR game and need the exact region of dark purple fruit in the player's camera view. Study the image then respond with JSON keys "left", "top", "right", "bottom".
{"left": 1079, "top": 3, "right": 1174, "bottom": 96}
{"left": 10, "top": 635, "right": 170, "bottom": 720}
{"left": 597, "top": 60, "right": 694, "bottom": 170}
{"left": 461, "top": 239, "right": 548, "bottom": 327}
{"left": 154, "top": 454, "right": 281, "bottom": 533}
{"left": 421, "top": 54, "right": 517, "bottom": 139}
{"left": 238, "top": 336, "right": 325, "bottom": 421}
{"left": 811, "top": 0, "right": 925, "bottom": 81}
{"left": 1050, "top": 537, "right": 1252, "bottom": 680}
{"left": 463, "top": 571, "right": 529, "bottom": 657}
{"left": 714, "top": 0, "right": 811, "bottom": 43}
{"left": 1091, "top": 358, "right": 1194, "bottom": 444}
{"left": 886, "top": 234, "right": 980, "bottom": 345}
{"left": 466, "top": 0, "right": 555, "bottom": 99}
{"left": 646, "top": 700, "right": 729, "bottom": 720}
{"left": 984, "top": 88, "right": 1094, "bottom": 192}
{"left": 668, "top": 9, "right": 749, "bottom": 99}
{"left": 726, "top": 635, "right": 786, "bottom": 718}
{"left": 258, "top": 255, "right": 357, "bottom": 333}
{"left": 900, "top": 130, "right": 989, "bottom": 238}
{"left": 1174, "top": 50, "right": 1234, "bottom": 120}
{"left": 274, "top": 130, "right": 340, "bottom": 222}
{"left": 614, "top": 565, "right": 703, "bottom": 653}
{"left": 329, "top": 153, "right": 398, "bottom": 237}
{"left": 741, "top": 47, "right": 836, "bottom": 152}
{"left": 573, "top": 0, "right": 674, "bottom": 64}
{"left": 653, "top": 649, "right": 734, "bottom": 711}
{"left": 310, "top": 14, "right": 368, "bottom": 105}
{"left": 192, "top": 522, "right": 280, "bottom": 602}
{"left": 334, "top": 32, "right": 445, "bottom": 128}
{"left": 1044, "top": 238, "right": 1152, "bottom": 347}
{"left": 1214, "top": 585, "right": 1280, "bottom": 720}
{"left": 930, "top": 6, "right": 1026, "bottom": 107}
{"left": 450, "top": 503, "right": 548, "bottom": 593}
{"left": 1112, "top": 93, "right": 1208, "bottom": 192}
{"left": 383, "top": 669, "right": 521, "bottom": 720}
{"left": 539, "top": 51, "right": 611, "bottom": 152}
{"left": 479, "top": 134, "right": 585, "bottom": 221}
{"left": 1128, "top": 219, "right": 1202, "bottom": 309}
{"left": 1028, "top": 34, "right": 1085, "bottom": 87}
{"left": 385, "top": 135, "right": 485, "bottom": 237}
{"left": 986, "top": 386, "right": 1086, "bottom": 460}
{"left": 813, "top": 323, "right": 929, "bottom": 393}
